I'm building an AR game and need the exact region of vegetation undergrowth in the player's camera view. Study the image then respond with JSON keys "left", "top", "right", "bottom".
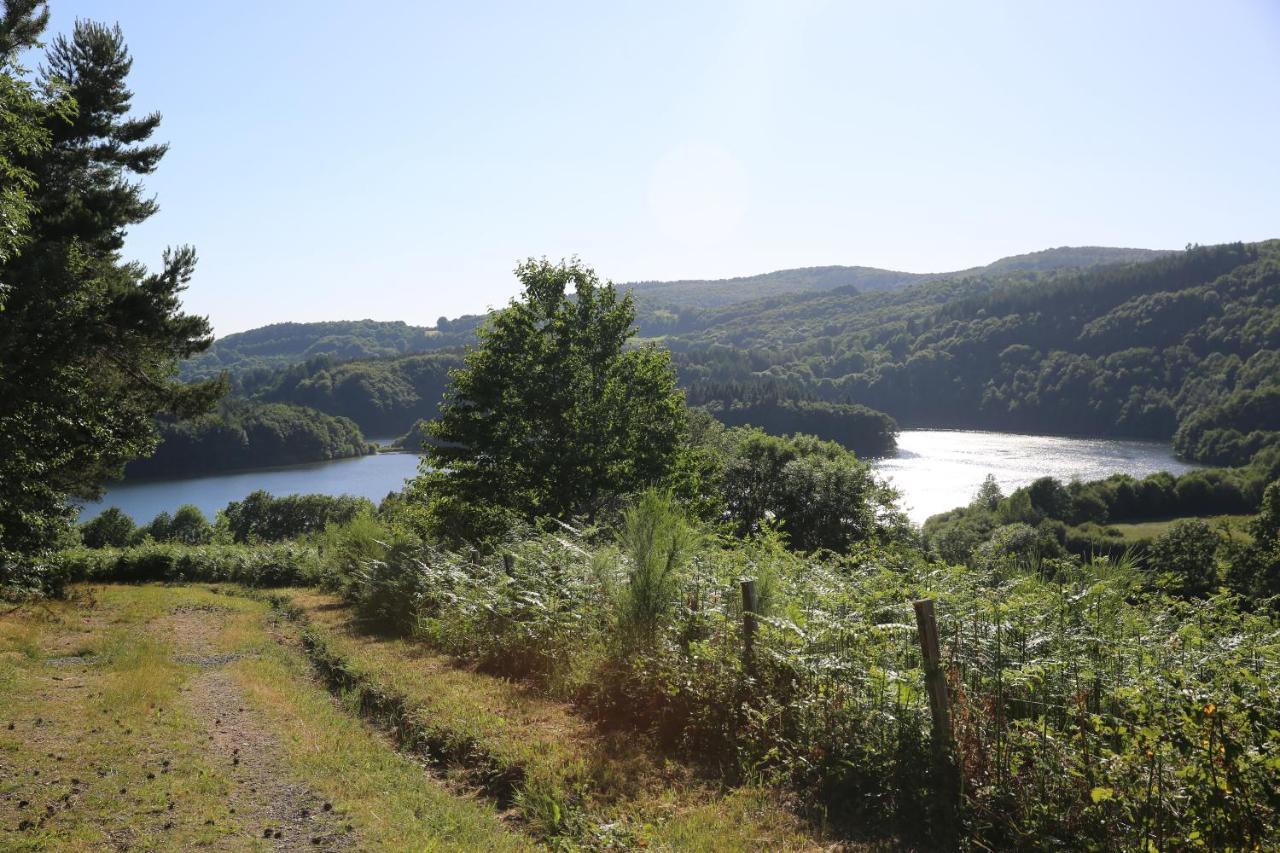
{"left": 249, "top": 586, "right": 819, "bottom": 849}
{"left": 310, "top": 492, "right": 1280, "bottom": 849}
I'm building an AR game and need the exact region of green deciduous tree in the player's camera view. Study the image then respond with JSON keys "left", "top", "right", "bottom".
{"left": 223, "top": 491, "right": 373, "bottom": 544}
{"left": 0, "top": 8, "right": 221, "bottom": 578}
{"left": 412, "top": 258, "right": 688, "bottom": 541}
{"left": 78, "top": 506, "right": 135, "bottom": 548}
{"left": 1148, "top": 519, "right": 1221, "bottom": 597}
{"left": 717, "top": 427, "right": 906, "bottom": 552}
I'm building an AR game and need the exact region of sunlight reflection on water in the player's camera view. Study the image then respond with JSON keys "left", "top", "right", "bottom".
{"left": 874, "top": 430, "right": 1201, "bottom": 524}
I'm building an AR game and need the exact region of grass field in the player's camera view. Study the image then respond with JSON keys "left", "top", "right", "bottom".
{"left": 1100, "top": 514, "right": 1254, "bottom": 543}
{"left": 1067, "top": 514, "right": 1255, "bottom": 552}
{"left": 0, "top": 585, "right": 830, "bottom": 851}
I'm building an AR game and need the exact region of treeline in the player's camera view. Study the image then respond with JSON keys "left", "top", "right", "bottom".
{"left": 125, "top": 401, "right": 374, "bottom": 479}
{"left": 695, "top": 392, "right": 897, "bottom": 458}
{"left": 79, "top": 491, "right": 372, "bottom": 548}
{"left": 627, "top": 246, "right": 1166, "bottom": 313}
{"left": 923, "top": 447, "right": 1280, "bottom": 600}
{"left": 664, "top": 242, "right": 1280, "bottom": 465}
{"left": 132, "top": 351, "right": 459, "bottom": 476}
{"left": 244, "top": 351, "right": 462, "bottom": 437}
{"left": 156, "top": 241, "right": 1279, "bottom": 476}
{"left": 179, "top": 318, "right": 479, "bottom": 380}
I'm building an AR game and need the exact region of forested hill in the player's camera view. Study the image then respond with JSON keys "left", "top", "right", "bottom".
{"left": 167, "top": 241, "right": 1277, "bottom": 468}
{"left": 670, "top": 240, "right": 1280, "bottom": 465}
{"left": 179, "top": 318, "right": 481, "bottom": 380}
{"left": 183, "top": 246, "right": 1166, "bottom": 380}
{"left": 626, "top": 246, "right": 1169, "bottom": 311}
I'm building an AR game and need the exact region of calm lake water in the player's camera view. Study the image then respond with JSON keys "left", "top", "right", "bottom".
{"left": 79, "top": 452, "right": 423, "bottom": 523}
{"left": 877, "top": 430, "right": 1201, "bottom": 523}
{"left": 81, "top": 430, "right": 1201, "bottom": 526}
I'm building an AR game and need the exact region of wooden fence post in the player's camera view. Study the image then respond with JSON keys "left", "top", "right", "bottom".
{"left": 741, "top": 579, "right": 759, "bottom": 672}
{"left": 913, "top": 598, "right": 951, "bottom": 746}
{"left": 913, "top": 597, "right": 961, "bottom": 838}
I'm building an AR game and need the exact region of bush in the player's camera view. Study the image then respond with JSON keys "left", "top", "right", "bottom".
{"left": 615, "top": 490, "right": 701, "bottom": 644}
{"left": 1147, "top": 519, "right": 1222, "bottom": 596}
{"left": 346, "top": 539, "right": 432, "bottom": 635}
{"left": 1, "top": 554, "right": 76, "bottom": 601}
{"left": 79, "top": 507, "right": 137, "bottom": 548}
{"left": 52, "top": 542, "right": 320, "bottom": 586}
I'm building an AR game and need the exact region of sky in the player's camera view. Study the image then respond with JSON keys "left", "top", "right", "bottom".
{"left": 33, "top": 0, "right": 1280, "bottom": 335}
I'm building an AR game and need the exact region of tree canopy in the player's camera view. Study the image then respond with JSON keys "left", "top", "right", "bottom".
{"left": 0, "top": 5, "right": 220, "bottom": 566}
{"left": 411, "top": 258, "right": 688, "bottom": 540}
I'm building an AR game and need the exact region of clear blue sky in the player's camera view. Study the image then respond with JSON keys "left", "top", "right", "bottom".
{"left": 38, "top": 0, "right": 1280, "bottom": 335}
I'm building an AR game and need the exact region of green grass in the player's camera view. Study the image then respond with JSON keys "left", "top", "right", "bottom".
{"left": 0, "top": 584, "right": 822, "bottom": 850}
{"left": 0, "top": 585, "right": 523, "bottom": 851}
{"left": 277, "top": 589, "right": 821, "bottom": 850}
{"left": 0, "top": 587, "right": 252, "bottom": 849}
{"left": 1070, "top": 514, "right": 1254, "bottom": 545}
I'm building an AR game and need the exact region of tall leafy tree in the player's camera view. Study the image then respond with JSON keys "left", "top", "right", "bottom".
{"left": 0, "top": 5, "right": 221, "bottom": 572}
{"left": 413, "top": 258, "right": 687, "bottom": 541}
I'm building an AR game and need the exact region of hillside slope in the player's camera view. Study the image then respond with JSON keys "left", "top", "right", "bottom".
{"left": 626, "top": 245, "right": 1169, "bottom": 310}
{"left": 670, "top": 241, "right": 1280, "bottom": 464}
{"left": 180, "top": 319, "right": 480, "bottom": 380}
{"left": 183, "top": 247, "right": 1168, "bottom": 380}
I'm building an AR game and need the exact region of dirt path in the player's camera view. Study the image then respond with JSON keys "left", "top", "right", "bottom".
{"left": 163, "top": 605, "right": 352, "bottom": 851}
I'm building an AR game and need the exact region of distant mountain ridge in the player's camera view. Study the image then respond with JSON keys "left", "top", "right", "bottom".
{"left": 624, "top": 246, "right": 1172, "bottom": 310}
{"left": 183, "top": 246, "right": 1169, "bottom": 380}
{"left": 180, "top": 317, "right": 482, "bottom": 381}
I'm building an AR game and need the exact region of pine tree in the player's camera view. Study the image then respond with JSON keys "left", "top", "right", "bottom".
{"left": 0, "top": 7, "right": 222, "bottom": 572}
{"left": 0, "top": 0, "right": 49, "bottom": 269}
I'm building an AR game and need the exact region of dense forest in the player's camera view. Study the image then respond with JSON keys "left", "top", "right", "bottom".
{"left": 162, "top": 246, "right": 1231, "bottom": 467}
{"left": 244, "top": 351, "right": 462, "bottom": 438}
{"left": 124, "top": 401, "right": 374, "bottom": 479}
{"left": 179, "top": 318, "right": 480, "bottom": 380}
{"left": 663, "top": 242, "right": 1280, "bottom": 465}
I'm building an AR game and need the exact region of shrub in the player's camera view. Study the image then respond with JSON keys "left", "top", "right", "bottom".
{"left": 1147, "top": 519, "right": 1222, "bottom": 596}
{"left": 52, "top": 542, "right": 320, "bottom": 586}
{"left": 79, "top": 507, "right": 137, "bottom": 548}
{"left": 346, "top": 539, "right": 431, "bottom": 635}
{"left": 615, "top": 490, "right": 701, "bottom": 644}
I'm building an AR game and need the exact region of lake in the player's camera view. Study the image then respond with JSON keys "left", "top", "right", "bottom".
{"left": 79, "top": 452, "right": 423, "bottom": 524}
{"left": 80, "top": 430, "right": 1201, "bottom": 526}
{"left": 876, "top": 430, "right": 1201, "bottom": 523}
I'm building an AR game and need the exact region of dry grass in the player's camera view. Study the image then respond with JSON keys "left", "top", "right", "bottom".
{"left": 280, "top": 589, "right": 824, "bottom": 850}
{"left": 0, "top": 585, "right": 523, "bottom": 851}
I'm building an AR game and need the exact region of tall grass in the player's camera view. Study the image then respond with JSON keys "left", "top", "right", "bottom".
{"left": 321, "top": 503, "right": 1280, "bottom": 847}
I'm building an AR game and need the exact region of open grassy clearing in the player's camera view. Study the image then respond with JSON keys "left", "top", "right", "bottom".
{"left": 274, "top": 589, "right": 828, "bottom": 851}
{"left": 1067, "top": 513, "right": 1255, "bottom": 549}
{"left": 1101, "top": 514, "right": 1254, "bottom": 543}
{"left": 0, "top": 585, "right": 525, "bottom": 851}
